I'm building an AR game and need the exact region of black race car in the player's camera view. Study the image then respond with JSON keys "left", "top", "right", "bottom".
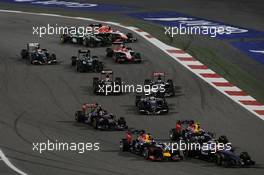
{"left": 215, "top": 150, "right": 255, "bottom": 168}
{"left": 120, "top": 130, "right": 183, "bottom": 161}
{"left": 144, "top": 72, "right": 175, "bottom": 97}
{"left": 75, "top": 103, "right": 127, "bottom": 130}
{"left": 21, "top": 43, "right": 57, "bottom": 65}
{"left": 135, "top": 94, "right": 169, "bottom": 115}
{"left": 93, "top": 70, "right": 122, "bottom": 95}
{"left": 61, "top": 31, "right": 111, "bottom": 47}
{"left": 71, "top": 50, "right": 104, "bottom": 73}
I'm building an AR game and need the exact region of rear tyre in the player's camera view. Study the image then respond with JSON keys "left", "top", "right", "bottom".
{"left": 92, "top": 119, "right": 98, "bottom": 129}
{"left": 93, "top": 77, "right": 99, "bottom": 94}
{"left": 75, "top": 111, "right": 85, "bottom": 123}
{"left": 21, "top": 49, "right": 28, "bottom": 59}
{"left": 106, "top": 48, "right": 114, "bottom": 57}
{"left": 120, "top": 139, "right": 130, "bottom": 152}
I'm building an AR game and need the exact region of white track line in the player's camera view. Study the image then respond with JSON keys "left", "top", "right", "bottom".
{"left": 0, "top": 9, "right": 263, "bottom": 121}
{"left": 0, "top": 149, "right": 28, "bottom": 175}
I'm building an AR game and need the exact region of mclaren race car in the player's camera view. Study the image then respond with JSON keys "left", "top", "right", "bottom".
{"left": 135, "top": 94, "right": 169, "bottom": 115}
{"left": 71, "top": 50, "right": 104, "bottom": 73}
{"left": 144, "top": 72, "right": 175, "bottom": 97}
{"left": 21, "top": 43, "right": 57, "bottom": 65}
{"left": 120, "top": 129, "right": 183, "bottom": 161}
{"left": 106, "top": 44, "right": 142, "bottom": 63}
{"left": 93, "top": 70, "right": 122, "bottom": 95}
{"left": 75, "top": 103, "right": 127, "bottom": 130}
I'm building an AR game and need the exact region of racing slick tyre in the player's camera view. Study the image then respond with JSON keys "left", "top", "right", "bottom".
{"left": 95, "top": 62, "right": 104, "bottom": 73}
{"left": 106, "top": 48, "right": 114, "bottom": 57}
{"left": 135, "top": 95, "right": 141, "bottom": 106}
{"left": 169, "top": 129, "right": 179, "bottom": 141}
{"left": 134, "top": 53, "right": 142, "bottom": 63}
{"left": 167, "top": 79, "right": 175, "bottom": 96}
{"left": 50, "top": 54, "right": 56, "bottom": 61}
{"left": 92, "top": 119, "right": 98, "bottom": 129}
{"left": 71, "top": 56, "right": 77, "bottom": 66}
{"left": 93, "top": 77, "right": 99, "bottom": 94}
{"left": 143, "top": 148, "right": 150, "bottom": 160}
{"left": 218, "top": 135, "right": 229, "bottom": 144}
{"left": 215, "top": 153, "right": 223, "bottom": 166}
{"left": 88, "top": 39, "right": 97, "bottom": 48}
{"left": 117, "top": 117, "right": 127, "bottom": 128}
{"left": 144, "top": 79, "right": 151, "bottom": 85}
{"left": 115, "top": 77, "right": 122, "bottom": 93}
{"left": 120, "top": 139, "right": 130, "bottom": 152}
{"left": 82, "top": 38, "right": 89, "bottom": 47}
{"left": 60, "top": 35, "right": 68, "bottom": 43}
{"left": 75, "top": 111, "right": 85, "bottom": 123}
{"left": 21, "top": 49, "right": 28, "bottom": 59}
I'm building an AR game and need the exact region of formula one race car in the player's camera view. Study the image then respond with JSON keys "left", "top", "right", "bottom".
{"left": 21, "top": 43, "right": 57, "bottom": 65}
{"left": 135, "top": 94, "right": 169, "bottom": 115}
{"left": 61, "top": 30, "right": 112, "bottom": 47}
{"left": 71, "top": 50, "right": 104, "bottom": 73}
{"left": 144, "top": 72, "right": 175, "bottom": 97}
{"left": 169, "top": 120, "right": 216, "bottom": 142}
{"left": 106, "top": 45, "right": 142, "bottom": 63}
{"left": 120, "top": 129, "right": 183, "bottom": 161}
{"left": 93, "top": 70, "right": 122, "bottom": 95}
{"left": 90, "top": 23, "right": 137, "bottom": 44}
{"left": 75, "top": 103, "right": 127, "bottom": 130}
{"left": 215, "top": 150, "right": 255, "bottom": 167}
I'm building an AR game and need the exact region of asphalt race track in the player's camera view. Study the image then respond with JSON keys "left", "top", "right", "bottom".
{"left": 0, "top": 11, "right": 264, "bottom": 175}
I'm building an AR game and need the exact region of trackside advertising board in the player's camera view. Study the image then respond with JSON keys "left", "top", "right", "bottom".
{"left": 128, "top": 11, "right": 264, "bottom": 39}
{"left": 0, "top": 0, "right": 135, "bottom": 11}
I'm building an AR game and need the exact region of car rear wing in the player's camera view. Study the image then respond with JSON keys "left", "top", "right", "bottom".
{"left": 101, "top": 69, "right": 113, "bottom": 74}
{"left": 153, "top": 72, "right": 165, "bottom": 77}
{"left": 78, "top": 49, "right": 90, "bottom": 54}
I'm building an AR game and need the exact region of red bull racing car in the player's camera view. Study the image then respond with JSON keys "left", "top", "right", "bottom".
{"left": 120, "top": 129, "right": 183, "bottom": 161}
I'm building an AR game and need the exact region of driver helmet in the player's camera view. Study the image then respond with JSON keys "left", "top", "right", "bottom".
{"left": 157, "top": 75, "right": 162, "bottom": 83}
{"left": 149, "top": 96, "right": 155, "bottom": 101}
{"left": 105, "top": 74, "right": 110, "bottom": 81}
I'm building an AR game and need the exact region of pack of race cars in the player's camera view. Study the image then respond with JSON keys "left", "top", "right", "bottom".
{"left": 20, "top": 23, "right": 255, "bottom": 167}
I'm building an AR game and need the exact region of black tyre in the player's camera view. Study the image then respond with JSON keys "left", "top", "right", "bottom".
{"left": 75, "top": 111, "right": 85, "bottom": 123}
{"left": 169, "top": 129, "right": 178, "bottom": 141}
{"left": 106, "top": 48, "right": 114, "bottom": 57}
{"left": 120, "top": 139, "right": 130, "bottom": 152}
{"left": 50, "top": 53, "right": 56, "bottom": 60}
{"left": 93, "top": 77, "right": 99, "bottom": 94}
{"left": 60, "top": 35, "right": 67, "bottom": 43}
{"left": 143, "top": 148, "right": 149, "bottom": 160}
{"left": 95, "top": 62, "right": 104, "bottom": 72}
{"left": 135, "top": 95, "right": 141, "bottom": 106}
{"left": 82, "top": 38, "right": 88, "bottom": 46}
{"left": 144, "top": 79, "right": 151, "bottom": 85}
{"left": 21, "top": 49, "right": 28, "bottom": 59}
{"left": 126, "top": 33, "right": 133, "bottom": 39}
{"left": 92, "top": 119, "right": 98, "bottom": 129}
{"left": 167, "top": 79, "right": 175, "bottom": 96}
{"left": 215, "top": 153, "right": 223, "bottom": 166}
{"left": 71, "top": 56, "right": 77, "bottom": 66}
